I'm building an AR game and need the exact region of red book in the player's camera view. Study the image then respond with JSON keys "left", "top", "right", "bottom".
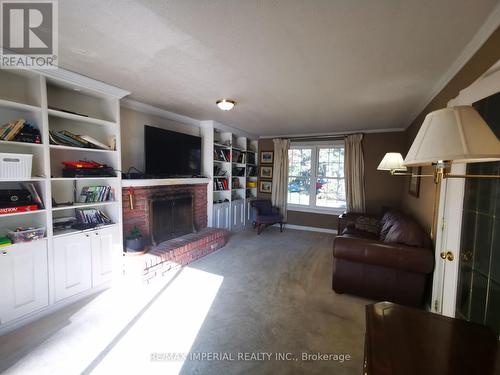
{"left": 0, "top": 205, "right": 39, "bottom": 215}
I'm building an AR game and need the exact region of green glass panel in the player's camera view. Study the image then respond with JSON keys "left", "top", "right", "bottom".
{"left": 485, "top": 281, "right": 500, "bottom": 336}
{"left": 473, "top": 214, "right": 493, "bottom": 275}
{"left": 469, "top": 272, "right": 488, "bottom": 325}
{"left": 456, "top": 264, "right": 472, "bottom": 320}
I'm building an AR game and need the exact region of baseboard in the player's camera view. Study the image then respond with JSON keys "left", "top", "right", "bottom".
{"left": 273, "top": 223, "right": 337, "bottom": 234}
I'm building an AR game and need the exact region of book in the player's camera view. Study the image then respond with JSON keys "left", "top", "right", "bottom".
{"left": 0, "top": 205, "right": 39, "bottom": 215}
{"left": 78, "top": 135, "right": 111, "bottom": 150}
{"left": 0, "top": 121, "right": 14, "bottom": 139}
{"left": 60, "top": 130, "right": 90, "bottom": 146}
{"left": 4, "top": 119, "right": 25, "bottom": 141}
{"left": 49, "top": 131, "right": 73, "bottom": 146}
{"left": 55, "top": 132, "right": 86, "bottom": 148}
{"left": 21, "top": 183, "right": 44, "bottom": 209}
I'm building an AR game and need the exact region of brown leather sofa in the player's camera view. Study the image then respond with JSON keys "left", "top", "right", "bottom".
{"left": 332, "top": 210, "right": 434, "bottom": 307}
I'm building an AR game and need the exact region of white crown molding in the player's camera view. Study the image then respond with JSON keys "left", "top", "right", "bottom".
{"left": 403, "top": 2, "right": 500, "bottom": 129}
{"left": 448, "top": 59, "right": 500, "bottom": 106}
{"left": 38, "top": 68, "right": 130, "bottom": 98}
{"left": 259, "top": 127, "right": 405, "bottom": 139}
{"left": 121, "top": 98, "right": 201, "bottom": 128}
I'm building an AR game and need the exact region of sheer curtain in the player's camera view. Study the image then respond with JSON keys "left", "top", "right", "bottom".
{"left": 344, "top": 134, "right": 366, "bottom": 213}
{"left": 272, "top": 138, "right": 290, "bottom": 221}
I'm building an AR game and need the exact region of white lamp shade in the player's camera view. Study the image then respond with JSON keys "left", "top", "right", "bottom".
{"left": 377, "top": 152, "right": 407, "bottom": 171}
{"left": 404, "top": 106, "right": 500, "bottom": 166}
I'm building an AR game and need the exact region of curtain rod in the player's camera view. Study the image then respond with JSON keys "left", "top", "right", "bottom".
{"left": 289, "top": 135, "right": 345, "bottom": 142}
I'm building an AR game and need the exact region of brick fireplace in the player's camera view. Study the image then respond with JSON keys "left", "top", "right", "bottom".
{"left": 122, "top": 181, "right": 228, "bottom": 281}
{"left": 122, "top": 183, "right": 208, "bottom": 246}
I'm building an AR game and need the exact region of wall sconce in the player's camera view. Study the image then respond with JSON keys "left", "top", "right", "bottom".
{"left": 379, "top": 106, "right": 500, "bottom": 240}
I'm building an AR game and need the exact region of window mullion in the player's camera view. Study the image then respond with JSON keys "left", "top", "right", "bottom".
{"left": 310, "top": 146, "right": 318, "bottom": 208}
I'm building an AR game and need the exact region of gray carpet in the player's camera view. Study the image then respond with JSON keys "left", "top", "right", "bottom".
{"left": 179, "top": 227, "right": 370, "bottom": 375}
{"left": 0, "top": 227, "right": 370, "bottom": 374}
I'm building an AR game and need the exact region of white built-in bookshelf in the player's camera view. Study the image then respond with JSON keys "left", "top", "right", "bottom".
{"left": 0, "top": 68, "right": 128, "bottom": 333}
{"left": 201, "top": 122, "right": 258, "bottom": 230}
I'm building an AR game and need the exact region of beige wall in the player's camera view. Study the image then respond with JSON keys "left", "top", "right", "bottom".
{"left": 402, "top": 26, "right": 500, "bottom": 234}
{"left": 120, "top": 106, "right": 200, "bottom": 172}
{"left": 363, "top": 132, "right": 406, "bottom": 214}
{"left": 258, "top": 131, "right": 406, "bottom": 230}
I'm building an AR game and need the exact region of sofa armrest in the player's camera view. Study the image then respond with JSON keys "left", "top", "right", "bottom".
{"left": 333, "top": 236, "right": 434, "bottom": 274}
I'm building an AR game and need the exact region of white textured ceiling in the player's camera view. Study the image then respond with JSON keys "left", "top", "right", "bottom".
{"left": 59, "top": 0, "right": 499, "bottom": 136}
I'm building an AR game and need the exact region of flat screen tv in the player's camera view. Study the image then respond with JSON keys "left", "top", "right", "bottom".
{"left": 144, "top": 125, "right": 201, "bottom": 177}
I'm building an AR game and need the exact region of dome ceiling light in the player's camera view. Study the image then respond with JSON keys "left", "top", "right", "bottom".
{"left": 216, "top": 99, "right": 236, "bottom": 111}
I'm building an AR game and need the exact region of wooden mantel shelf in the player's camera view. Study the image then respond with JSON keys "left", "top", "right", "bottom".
{"left": 121, "top": 178, "right": 210, "bottom": 188}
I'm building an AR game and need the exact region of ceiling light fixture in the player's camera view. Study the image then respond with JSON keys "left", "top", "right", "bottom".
{"left": 216, "top": 99, "right": 236, "bottom": 111}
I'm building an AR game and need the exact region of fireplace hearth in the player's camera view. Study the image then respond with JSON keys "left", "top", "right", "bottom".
{"left": 150, "top": 194, "right": 194, "bottom": 246}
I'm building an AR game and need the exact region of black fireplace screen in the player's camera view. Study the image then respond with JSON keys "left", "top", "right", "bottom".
{"left": 150, "top": 194, "right": 194, "bottom": 245}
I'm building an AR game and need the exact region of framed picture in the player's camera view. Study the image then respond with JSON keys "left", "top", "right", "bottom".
{"left": 260, "top": 151, "right": 274, "bottom": 164}
{"left": 259, "top": 166, "right": 273, "bottom": 179}
{"left": 409, "top": 167, "right": 421, "bottom": 197}
{"left": 259, "top": 180, "right": 272, "bottom": 194}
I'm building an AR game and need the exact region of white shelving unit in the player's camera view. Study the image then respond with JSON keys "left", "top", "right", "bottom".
{"left": 201, "top": 121, "right": 258, "bottom": 231}
{"left": 0, "top": 68, "right": 128, "bottom": 334}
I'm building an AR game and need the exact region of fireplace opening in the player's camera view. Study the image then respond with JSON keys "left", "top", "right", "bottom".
{"left": 150, "top": 194, "right": 194, "bottom": 246}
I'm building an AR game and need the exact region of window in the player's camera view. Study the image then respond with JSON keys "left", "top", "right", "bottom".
{"left": 287, "top": 142, "right": 346, "bottom": 214}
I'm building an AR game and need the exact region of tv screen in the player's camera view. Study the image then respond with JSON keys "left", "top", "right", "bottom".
{"left": 144, "top": 125, "right": 201, "bottom": 177}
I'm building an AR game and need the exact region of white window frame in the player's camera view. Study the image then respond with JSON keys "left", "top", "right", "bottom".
{"left": 287, "top": 140, "right": 346, "bottom": 215}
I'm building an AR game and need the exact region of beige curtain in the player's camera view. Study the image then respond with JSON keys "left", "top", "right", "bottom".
{"left": 272, "top": 138, "right": 290, "bottom": 221}
{"left": 344, "top": 134, "right": 366, "bottom": 213}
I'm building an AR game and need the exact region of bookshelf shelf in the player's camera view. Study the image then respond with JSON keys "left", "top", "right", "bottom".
{"left": 0, "top": 99, "right": 41, "bottom": 113}
{"left": 49, "top": 144, "right": 116, "bottom": 153}
{"left": 0, "top": 68, "right": 128, "bottom": 335}
{"left": 214, "top": 143, "right": 231, "bottom": 149}
{"left": 47, "top": 109, "right": 116, "bottom": 127}
{"left": 51, "top": 177, "right": 118, "bottom": 181}
{"left": 52, "top": 201, "right": 118, "bottom": 211}
{"left": 203, "top": 125, "right": 258, "bottom": 230}
{"left": 0, "top": 177, "right": 46, "bottom": 182}
{"left": 0, "top": 140, "right": 44, "bottom": 148}
{"left": 52, "top": 223, "right": 118, "bottom": 239}
{"left": 0, "top": 209, "right": 46, "bottom": 218}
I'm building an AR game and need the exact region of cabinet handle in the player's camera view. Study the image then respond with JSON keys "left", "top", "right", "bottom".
{"left": 95, "top": 232, "right": 99, "bottom": 236}
{"left": 85, "top": 234, "right": 90, "bottom": 238}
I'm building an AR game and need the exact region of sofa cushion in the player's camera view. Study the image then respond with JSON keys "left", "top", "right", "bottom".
{"left": 342, "top": 226, "right": 379, "bottom": 240}
{"left": 353, "top": 216, "right": 379, "bottom": 235}
{"left": 379, "top": 210, "right": 404, "bottom": 241}
{"left": 333, "top": 236, "right": 434, "bottom": 274}
{"left": 384, "top": 216, "right": 429, "bottom": 247}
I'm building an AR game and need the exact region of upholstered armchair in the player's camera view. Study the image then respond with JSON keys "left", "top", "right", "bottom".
{"left": 250, "top": 200, "right": 284, "bottom": 234}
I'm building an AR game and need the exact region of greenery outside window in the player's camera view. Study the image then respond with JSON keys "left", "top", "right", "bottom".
{"left": 287, "top": 141, "right": 346, "bottom": 214}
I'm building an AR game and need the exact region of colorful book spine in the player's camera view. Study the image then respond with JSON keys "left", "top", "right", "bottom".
{"left": 0, "top": 205, "right": 39, "bottom": 215}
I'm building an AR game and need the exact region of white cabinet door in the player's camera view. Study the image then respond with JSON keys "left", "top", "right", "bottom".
{"left": 246, "top": 199, "right": 256, "bottom": 226}
{"left": 231, "top": 200, "right": 245, "bottom": 230}
{"left": 213, "top": 202, "right": 230, "bottom": 230}
{"left": 0, "top": 241, "right": 49, "bottom": 324}
{"left": 91, "top": 226, "right": 118, "bottom": 287}
{"left": 53, "top": 233, "right": 92, "bottom": 302}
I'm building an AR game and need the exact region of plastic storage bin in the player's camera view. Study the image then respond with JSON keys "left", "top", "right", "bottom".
{"left": 0, "top": 153, "right": 33, "bottom": 179}
{"left": 7, "top": 227, "right": 46, "bottom": 243}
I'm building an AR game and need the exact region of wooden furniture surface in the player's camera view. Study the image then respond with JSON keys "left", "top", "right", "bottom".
{"left": 365, "top": 302, "right": 500, "bottom": 375}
